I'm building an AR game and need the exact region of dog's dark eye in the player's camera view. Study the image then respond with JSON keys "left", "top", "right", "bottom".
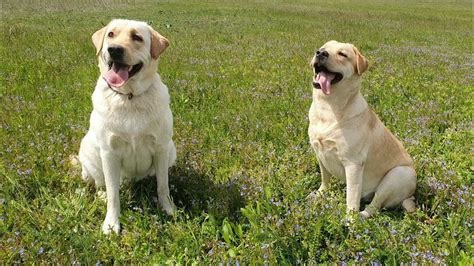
{"left": 108, "top": 31, "right": 114, "bottom": 38}
{"left": 132, "top": 34, "right": 143, "bottom": 42}
{"left": 338, "top": 52, "right": 347, "bottom": 58}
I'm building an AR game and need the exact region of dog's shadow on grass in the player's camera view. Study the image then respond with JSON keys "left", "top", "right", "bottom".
{"left": 125, "top": 159, "right": 245, "bottom": 221}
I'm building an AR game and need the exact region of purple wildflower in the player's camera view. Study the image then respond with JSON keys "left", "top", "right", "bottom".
{"left": 207, "top": 248, "right": 214, "bottom": 256}
{"left": 277, "top": 218, "right": 284, "bottom": 226}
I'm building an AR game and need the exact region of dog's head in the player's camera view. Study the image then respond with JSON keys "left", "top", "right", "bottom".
{"left": 310, "top": 40, "right": 368, "bottom": 95}
{"left": 92, "top": 19, "right": 169, "bottom": 88}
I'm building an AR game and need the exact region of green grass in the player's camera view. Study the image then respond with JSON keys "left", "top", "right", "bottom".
{"left": 1, "top": 0, "right": 472, "bottom": 263}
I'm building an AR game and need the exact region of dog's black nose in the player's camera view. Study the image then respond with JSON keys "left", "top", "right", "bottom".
{"left": 316, "top": 50, "right": 329, "bottom": 60}
{"left": 108, "top": 45, "right": 124, "bottom": 60}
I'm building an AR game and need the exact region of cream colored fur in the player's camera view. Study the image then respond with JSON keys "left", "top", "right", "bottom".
{"left": 307, "top": 40, "right": 416, "bottom": 218}
{"left": 79, "top": 19, "right": 176, "bottom": 234}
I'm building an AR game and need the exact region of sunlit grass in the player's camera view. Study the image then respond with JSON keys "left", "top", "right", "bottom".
{"left": 1, "top": 0, "right": 472, "bottom": 264}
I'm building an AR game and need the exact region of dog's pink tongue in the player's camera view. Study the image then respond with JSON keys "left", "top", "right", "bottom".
{"left": 316, "top": 72, "right": 335, "bottom": 95}
{"left": 105, "top": 64, "right": 129, "bottom": 87}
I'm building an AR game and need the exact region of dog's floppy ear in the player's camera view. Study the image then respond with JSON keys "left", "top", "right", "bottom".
{"left": 150, "top": 27, "right": 169, "bottom": 59}
{"left": 92, "top": 25, "right": 107, "bottom": 56}
{"left": 353, "top": 45, "right": 369, "bottom": 75}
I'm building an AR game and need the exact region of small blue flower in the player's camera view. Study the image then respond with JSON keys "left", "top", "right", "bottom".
{"left": 425, "top": 251, "right": 434, "bottom": 260}
{"left": 207, "top": 248, "right": 214, "bottom": 255}
{"left": 355, "top": 252, "right": 363, "bottom": 262}
{"left": 276, "top": 218, "right": 284, "bottom": 226}
{"left": 38, "top": 247, "right": 45, "bottom": 254}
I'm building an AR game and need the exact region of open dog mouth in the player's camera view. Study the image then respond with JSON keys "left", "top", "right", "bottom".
{"left": 104, "top": 61, "right": 143, "bottom": 88}
{"left": 312, "top": 64, "right": 343, "bottom": 95}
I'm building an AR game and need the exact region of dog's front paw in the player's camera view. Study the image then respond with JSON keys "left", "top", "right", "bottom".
{"left": 306, "top": 191, "right": 320, "bottom": 203}
{"left": 159, "top": 195, "right": 177, "bottom": 215}
{"left": 102, "top": 216, "right": 120, "bottom": 235}
{"left": 344, "top": 210, "right": 360, "bottom": 226}
{"left": 317, "top": 184, "right": 328, "bottom": 193}
{"left": 306, "top": 187, "right": 327, "bottom": 203}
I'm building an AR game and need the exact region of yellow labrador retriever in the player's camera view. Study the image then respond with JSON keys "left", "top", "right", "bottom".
{"left": 307, "top": 40, "right": 416, "bottom": 218}
{"left": 79, "top": 19, "right": 176, "bottom": 234}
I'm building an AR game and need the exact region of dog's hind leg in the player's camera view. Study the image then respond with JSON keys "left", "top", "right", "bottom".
{"left": 79, "top": 134, "right": 105, "bottom": 188}
{"left": 168, "top": 140, "right": 177, "bottom": 167}
{"left": 154, "top": 141, "right": 176, "bottom": 215}
{"left": 360, "top": 166, "right": 416, "bottom": 218}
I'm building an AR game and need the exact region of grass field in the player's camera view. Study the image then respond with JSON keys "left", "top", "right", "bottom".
{"left": 1, "top": 0, "right": 472, "bottom": 263}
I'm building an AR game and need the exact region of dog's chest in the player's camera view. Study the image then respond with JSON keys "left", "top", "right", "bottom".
{"left": 309, "top": 128, "right": 347, "bottom": 180}
{"left": 110, "top": 133, "right": 157, "bottom": 178}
